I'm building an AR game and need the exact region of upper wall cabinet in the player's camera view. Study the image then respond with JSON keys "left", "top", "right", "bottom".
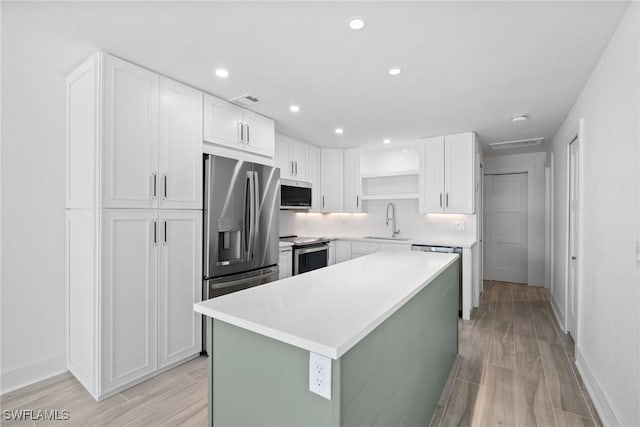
{"left": 343, "top": 148, "right": 361, "bottom": 213}
{"left": 101, "top": 55, "right": 159, "bottom": 209}
{"left": 320, "top": 148, "right": 344, "bottom": 212}
{"left": 68, "top": 54, "right": 203, "bottom": 210}
{"left": 275, "top": 134, "right": 309, "bottom": 181}
{"left": 419, "top": 132, "right": 476, "bottom": 214}
{"left": 158, "top": 78, "right": 203, "bottom": 210}
{"left": 203, "top": 94, "right": 275, "bottom": 158}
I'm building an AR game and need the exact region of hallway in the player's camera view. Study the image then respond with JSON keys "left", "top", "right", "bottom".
{"left": 432, "top": 281, "right": 601, "bottom": 426}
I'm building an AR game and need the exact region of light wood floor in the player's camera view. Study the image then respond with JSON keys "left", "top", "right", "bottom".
{"left": 0, "top": 356, "right": 208, "bottom": 426}
{"left": 431, "top": 280, "right": 602, "bottom": 427}
{"left": 2, "top": 281, "right": 600, "bottom": 427}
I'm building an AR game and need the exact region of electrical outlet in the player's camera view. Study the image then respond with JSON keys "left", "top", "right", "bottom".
{"left": 309, "top": 352, "right": 332, "bottom": 400}
{"left": 452, "top": 221, "right": 465, "bottom": 231}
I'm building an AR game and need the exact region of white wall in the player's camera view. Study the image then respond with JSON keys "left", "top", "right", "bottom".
{"left": 483, "top": 152, "right": 546, "bottom": 286}
{"left": 280, "top": 200, "right": 477, "bottom": 244}
{"left": 548, "top": 4, "right": 639, "bottom": 425}
{"left": 0, "top": 4, "right": 94, "bottom": 392}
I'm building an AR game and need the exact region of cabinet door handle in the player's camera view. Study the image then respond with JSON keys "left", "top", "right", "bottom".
{"left": 162, "top": 174, "right": 167, "bottom": 200}
{"left": 239, "top": 122, "right": 244, "bottom": 142}
{"left": 152, "top": 172, "right": 157, "bottom": 200}
{"left": 163, "top": 219, "right": 168, "bottom": 245}
{"left": 439, "top": 193, "right": 442, "bottom": 208}
{"left": 291, "top": 161, "right": 294, "bottom": 176}
{"left": 357, "top": 195, "right": 359, "bottom": 208}
{"left": 322, "top": 196, "right": 325, "bottom": 208}
{"left": 446, "top": 193, "right": 449, "bottom": 208}
{"left": 153, "top": 218, "right": 157, "bottom": 246}
{"left": 246, "top": 124, "right": 250, "bottom": 143}
{"left": 294, "top": 161, "right": 298, "bottom": 176}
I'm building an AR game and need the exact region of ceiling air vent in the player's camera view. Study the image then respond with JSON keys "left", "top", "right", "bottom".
{"left": 489, "top": 137, "right": 544, "bottom": 151}
{"left": 228, "top": 94, "right": 261, "bottom": 108}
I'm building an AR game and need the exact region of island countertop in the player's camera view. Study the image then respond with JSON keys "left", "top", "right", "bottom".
{"left": 194, "top": 251, "right": 458, "bottom": 359}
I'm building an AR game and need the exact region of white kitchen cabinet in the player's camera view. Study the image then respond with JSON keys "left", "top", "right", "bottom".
{"left": 157, "top": 211, "right": 202, "bottom": 369}
{"left": 66, "top": 53, "right": 203, "bottom": 401}
{"left": 444, "top": 133, "right": 476, "bottom": 213}
{"left": 203, "top": 94, "right": 275, "bottom": 158}
{"left": 101, "top": 210, "right": 158, "bottom": 393}
{"left": 335, "top": 240, "right": 352, "bottom": 263}
{"left": 308, "top": 145, "right": 322, "bottom": 212}
{"left": 420, "top": 132, "right": 476, "bottom": 214}
{"left": 380, "top": 243, "right": 412, "bottom": 252}
{"left": 279, "top": 247, "right": 293, "bottom": 279}
{"left": 275, "top": 134, "right": 309, "bottom": 181}
{"left": 351, "top": 241, "right": 380, "bottom": 259}
{"left": 159, "top": 78, "right": 203, "bottom": 210}
{"left": 243, "top": 110, "right": 275, "bottom": 157}
{"left": 320, "top": 148, "right": 344, "bottom": 212}
{"left": 343, "top": 148, "right": 361, "bottom": 213}
{"left": 102, "top": 54, "right": 159, "bottom": 209}
{"left": 203, "top": 94, "right": 244, "bottom": 150}
{"left": 328, "top": 241, "right": 336, "bottom": 265}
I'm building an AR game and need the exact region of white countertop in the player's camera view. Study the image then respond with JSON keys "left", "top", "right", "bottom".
{"left": 278, "top": 241, "right": 293, "bottom": 248}
{"left": 329, "top": 235, "right": 477, "bottom": 249}
{"left": 194, "top": 251, "right": 458, "bottom": 359}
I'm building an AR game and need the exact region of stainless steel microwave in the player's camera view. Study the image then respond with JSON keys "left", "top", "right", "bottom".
{"left": 280, "top": 179, "right": 312, "bottom": 210}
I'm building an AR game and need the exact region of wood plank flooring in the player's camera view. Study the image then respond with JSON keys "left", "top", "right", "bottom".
{"left": 0, "top": 357, "right": 207, "bottom": 426}
{"left": 1, "top": 281, "right": 601, "bottom": 427}
{"left": 432, "top": 280, "right": 602, "bottom": 427}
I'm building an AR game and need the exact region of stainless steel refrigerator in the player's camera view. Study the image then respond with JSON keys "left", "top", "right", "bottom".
{"left": 202, "top": 154, "right": 280, "bottom": 349}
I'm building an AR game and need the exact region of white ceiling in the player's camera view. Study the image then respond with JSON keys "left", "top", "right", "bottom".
{"left": 5, "top": 1, "right": 629, "bottom": 150}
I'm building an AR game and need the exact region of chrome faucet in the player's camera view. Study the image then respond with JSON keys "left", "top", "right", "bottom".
{"left": 385, "top": 203, "right": 400, "bottom": 237}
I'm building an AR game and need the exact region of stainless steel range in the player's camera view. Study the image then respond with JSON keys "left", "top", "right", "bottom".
{"left": 280, "top": 235, "right": 330, "bottom": 275}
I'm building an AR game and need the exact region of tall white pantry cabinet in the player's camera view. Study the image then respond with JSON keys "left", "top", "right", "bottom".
{"left": 65, "top": 52, "right": 202, "bottom": 400}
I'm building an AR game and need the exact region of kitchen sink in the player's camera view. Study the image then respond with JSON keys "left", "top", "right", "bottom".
{"left": 364, "top": 236, "right": 411, "bottom": 241}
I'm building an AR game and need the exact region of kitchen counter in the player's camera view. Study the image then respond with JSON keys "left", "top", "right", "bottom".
{"left": 327, "top": 235, "right": 477, "bottom": 248}
{"left": 196, "top": 250, "right": 460, "bottom": 427}
{"left": 278, "top": 241, "right": 293, "bottom": 248}
{"left": 194, "top": 251, "right": 458, "bottom": 359}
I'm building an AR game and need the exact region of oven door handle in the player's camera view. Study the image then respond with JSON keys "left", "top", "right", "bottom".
{"left": 295, "top": 245, "right": 329, "bottom": 255}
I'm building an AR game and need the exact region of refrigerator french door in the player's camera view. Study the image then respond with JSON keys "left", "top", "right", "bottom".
{"left": 202, "top": 154, "right": 280, "bottom": 350}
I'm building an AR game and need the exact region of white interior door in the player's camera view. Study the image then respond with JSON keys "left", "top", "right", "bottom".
{"left": 567, "top": 138, "right": 580, "bottom": 339}
{"left": 485, "top": 173, "right": 528, "bottom": 283}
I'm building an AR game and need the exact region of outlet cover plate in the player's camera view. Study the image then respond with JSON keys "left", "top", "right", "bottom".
{"left": 309, "top": 352, "right": 332, "bottom": 400}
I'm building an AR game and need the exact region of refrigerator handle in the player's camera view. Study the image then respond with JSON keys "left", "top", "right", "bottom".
{"left": 244, "top": 172, "right": 252, "bottom": 261}
{"left": 203, "top": 155, "right": 211, "bottom": 278}
{"left": 251, "top": 171, "right": 260, "bottom": 260}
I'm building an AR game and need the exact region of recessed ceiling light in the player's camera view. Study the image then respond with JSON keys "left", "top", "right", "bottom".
{"left": 383, "top": 139, "right": 391, "bottom": 144}
{"left": 335, "top": 128, "right": 344, "bottom": 135}
{"left": 348, "top": 17, "right": 366, "bottom": 30}
{"left": 388, "top": 68, "right": 402, "bottom": 76}
{"left": 511, "top": 114, "right": 528, "bottom": 122}
{"left": 215, "top": 68, "right": 229, "bottom": 78}
{"left": 289, "top": 105, "right": 300, "bottom": 113}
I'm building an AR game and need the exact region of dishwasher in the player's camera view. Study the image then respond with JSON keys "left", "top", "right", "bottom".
{"left": 411, "top": 245, "right": 463, "bottom": 317}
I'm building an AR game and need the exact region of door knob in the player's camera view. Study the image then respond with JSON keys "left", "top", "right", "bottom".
{"left": 571, "top": 256, "right": 577, "bottom": 260}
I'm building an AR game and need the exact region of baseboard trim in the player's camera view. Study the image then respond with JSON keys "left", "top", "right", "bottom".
{"left": 550, "top": 296, "right": 565, "bottom": 333}
{"left": 575, "top": 349, "right": 621, "bottom": 426}
{"left": 0, "top": 354, "right": 67, "bottom": 395}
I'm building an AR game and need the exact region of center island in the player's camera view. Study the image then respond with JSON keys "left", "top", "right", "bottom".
{"left": 194, "top": 251, "right": 460, "bottom": 427}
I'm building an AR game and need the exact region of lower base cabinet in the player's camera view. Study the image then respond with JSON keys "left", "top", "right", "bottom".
{"left": 67, "top": 209, "right": 202, "bottom": 400}
{"left": 279, "top": 247, "right": 293, "bottom": 279}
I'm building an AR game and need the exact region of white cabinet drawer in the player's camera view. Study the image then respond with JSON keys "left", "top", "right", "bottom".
{"left": 351, "top": 242, "right": 380, "bottom": 254}
{"left": 380, "top": 243, "right": 412, "bottom": 252}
